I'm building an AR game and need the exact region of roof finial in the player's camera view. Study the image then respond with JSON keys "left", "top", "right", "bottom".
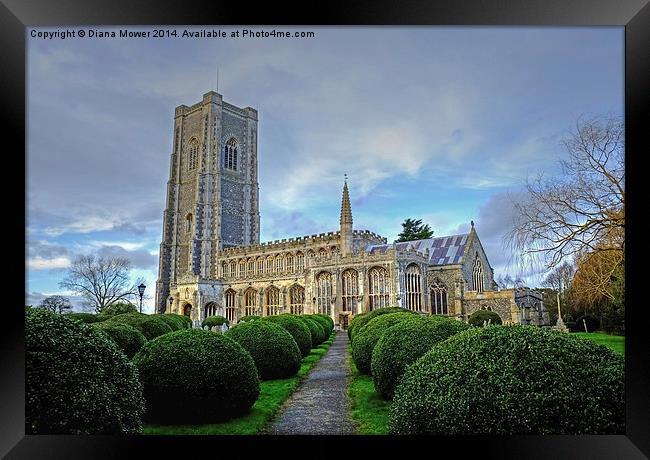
{"left": 344, "top": 173, "right": 348, "bottom": 182}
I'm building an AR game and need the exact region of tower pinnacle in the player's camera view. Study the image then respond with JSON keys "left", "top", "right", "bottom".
{"left": 340, "top": 176, "right": 353, "bottom": 225}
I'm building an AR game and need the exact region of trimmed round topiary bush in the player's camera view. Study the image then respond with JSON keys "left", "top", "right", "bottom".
{"left": 202, "top": 315, "right": 229, "bottom": 329}
{"left": 389, "top": 325, "right": 625, "bottom": 435}
{"left": 239, "top": 315, "right": 261, "bottom": 323}
{"left": 106, "top": 313, "right": 173, "bottom": 340}
{"left": 178, "top": 314, "right": 192, "bottom": 328}
{"left": 349, "top": 307, "right": 414, "bottom": 342}
{"left": 313, "top": 314, "right": 334, "bottom": 333}
{"left": 100, "top": 302, "right": 138, "bottom": 317}
{"left": 352, "top": 312, "right": 414, "bottom": 374}
{"left": 156, "top": 314, "right": 187, "bottom": 331}
{"left": 575, "top": 314, "right": 600, "bottom": 333}
{"left": 26, "top": 309, "right": 144, "bottom": 434}
{"left": 264, "top": 314, "right": 313, "bottom": 357}
{"left": 64, "top": 312, "right": 108, "bottom": 324}
{"left": 93, "top": 322, "right": 147, "bottom": 359}
{"left": 298, "top": 316, "right": 326, "bottom": 346}
{"left": 372, "top": 316, "right": 470, "bottom": 400}
{"left": 133, "top": 329, "right": 259, "bottom": 423}
{"left": 468, "top": 309, "right": 503, "bottom": 327}
{"left": 309, "top": 314, "right": 333, "bottom": 337}
{"left": 225, "top": 320, "right": 302, "bottom": 380}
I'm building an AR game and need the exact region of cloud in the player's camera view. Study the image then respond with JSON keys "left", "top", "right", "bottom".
{"left": 96, "top": 245, "right": 158, "bottom": 269}
{"left": 27, "top": 256, "right": 71, "bottom": 270}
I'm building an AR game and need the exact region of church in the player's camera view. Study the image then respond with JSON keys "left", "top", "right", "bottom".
{"left": 155, "top": 91, "right": 546, "bottom": 328}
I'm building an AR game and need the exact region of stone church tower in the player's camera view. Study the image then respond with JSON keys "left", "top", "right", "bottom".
{"left": 155, "top": 91, "right": 260, "bottom": 313}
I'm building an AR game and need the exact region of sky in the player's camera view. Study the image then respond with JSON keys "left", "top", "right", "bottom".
{"left": 26, "top": 26, "right": 624, "bottom": 312}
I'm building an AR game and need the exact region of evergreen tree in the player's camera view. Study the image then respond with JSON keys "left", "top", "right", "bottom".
{"left": 395, "top": 218, "right": 434, "bottom": 242}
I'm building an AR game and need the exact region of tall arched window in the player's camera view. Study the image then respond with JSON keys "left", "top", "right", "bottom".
{"left": 238, "top": 260, "right": 246, "bottom": 278}
{"left": 204, "top": 302, "right": 218, "bottom": 319}
{"left": 229, "top": 261, "right": 236, "bottom": 278}
{"left": 472, "top": 253, "right": 485, "bottom": 293}
{"left": 341, "top": 269, "right": 359, "bottom": 314}
{"left": 225, "top": 289, "right": 236, "bottom": 323}
{"left": 185, "top": 213, "right": 193, "bottom": 233}
{"left": 286, "top": 254, "right": 294, "bottom": 272}
{"left": 224, "top": 138, "right": 238, "bottom": 171}
{"left": 296, "top": 252, "right": 305, "bottom": 270}
{"left": 265, "top": 286, "right": 280, "bottom": 316}
{"left": 430, "top": 279, "right": 448, "bottom": 315}
{"left": 275, "top": 255, "right": 284, "bottom": 273}
{"left": 221, "top": 261, "right": 227, "bottom": 277}
{"left": 368, "top": 266, "right": 390, "bottom": 310}
{"left": 247, "top": 258, "right": 254, "bottom": 276}
{"left": 405, "top": 264, "right": 422, "bottom": 311}
{"left": 290, "top": 285, "right": 305, "bottom": 315}
{"left": 316, "top": 271, "right": 333, "bottom": 315}
{"left": 187, "top": 139, "right": 199, "bottom": 171}
{"left": 257, "top": 257, "right": 264, "bottom": 275}
{"left": 266, "top": 256, "right": 274, "bottom": 273}
{"left": 244, "top": 288, "right": 257, "bottom": 316}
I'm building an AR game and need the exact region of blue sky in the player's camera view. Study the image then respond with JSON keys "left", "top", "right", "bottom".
{"left": 26, "top": 26, "right": 623, "bottom": 312}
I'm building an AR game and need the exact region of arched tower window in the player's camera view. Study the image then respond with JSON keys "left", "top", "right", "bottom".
{"left": 224, "top": 138, "right": 238, "bottom": 171}
{"left": 290, "top": 285, "right": 305, "bottom": 315}
{"left": 185, "top": 213, "right": 193, "bottom": 233}
{"left": 316, "top": 271, "right": 333, "bottom": 316}
{"left": 244, "top": 287, "right": 258, "bottom": 317}
{"left": 430, "top": 279, "right": 448, "bottom": 315}
{"left": 225, "top": 289, "right": 236, "bottom": 323}
{"left": 187, "top": 139, "right": 199, "bottom": 171}
{"left": 369, "top": 267, "right": 389, "bottom": 311}
{"left": 472, "top": 253, "right": 485, "bottom": 293}
{"left": 405, "top": 264, "right": 422, "bottom": 311}
{"left": 265, "top": 286, "right": 280, "bottom": 316}
{"left": 341, "top": 269, "right": 359, "bottom": 314}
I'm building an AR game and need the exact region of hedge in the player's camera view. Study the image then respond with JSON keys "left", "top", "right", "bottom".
{"left": 371, "top": 316, "right": 470, "bottom": 399}
{"left": 313, "top": 314, "right": 334, "bottom": 333}
{"left": 468, "top": 309, "right": 503, "bottom": 327}
{"left": 64, "top": 312, "right": 108, "bottom": 324}
{"left": 202, "top": 315, "right": 230, "bottom": 329}
{"left": 156, "top": 314, "right": 188, "bottom": 331}
{"left": 298, "top": 316, "right": 327, "bottom": 346}
{"left": 100, "top": 302, "right": 138, "bottom": 317}
{"left": 239, "top": 315, "right": 261, "bottom": 323}
{"left": 26, "top": 309, "right": 144, "bottom": 434}
{"left": 264, "top": 315, "right": 313, "bottom": 357}
{"left": 575, "top": 315, "right": 600, "bottom": 333}
{"left": 309, "top": 314, "right": 333, "bottom": 336}
{"left": 389, "top": 325, "right": 625, "bottom": 434}
{"left": 225, "top": 320, "right": 302, "bottom": 380}
{"left": 349, "top": 307, "right": 414, "bottom": 342}
{"left": 133, "top": 329, "right": 259, "bottom": 423}
{"left": 106, "top": 313, "right": 173, "bottom": 340}
{"left": 351, "top": 312, "right": 414, "bottom": 374}
{"left": 93, "top": 322, "right": 147, "bottom": 359}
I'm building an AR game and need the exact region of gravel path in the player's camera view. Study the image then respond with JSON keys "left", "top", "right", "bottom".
{"left": 267, "top": 331, "right": 357, "bottom": 435}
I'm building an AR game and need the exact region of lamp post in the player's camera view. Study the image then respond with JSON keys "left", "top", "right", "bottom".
{"left": 138, "top": 283, "right": 146, "bottom": 314}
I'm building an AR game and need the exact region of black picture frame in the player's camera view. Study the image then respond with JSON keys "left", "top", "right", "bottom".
{"left": 6, "top": 0, "right": 649, "bottom": 457}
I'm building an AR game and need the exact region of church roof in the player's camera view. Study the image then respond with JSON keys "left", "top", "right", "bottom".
{"left": 366, "top": 233, "right": 471, "bottom": 266}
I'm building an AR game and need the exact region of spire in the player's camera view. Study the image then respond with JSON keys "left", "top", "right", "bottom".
{"left": 340, "top": 175, "right": 353, "bottom": 225}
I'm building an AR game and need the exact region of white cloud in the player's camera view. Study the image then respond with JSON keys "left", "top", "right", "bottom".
{"left": 27, "top": 256, "right": 71, "bottom": 270}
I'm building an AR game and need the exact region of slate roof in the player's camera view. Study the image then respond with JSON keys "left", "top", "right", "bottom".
{"left": 366, "top": 233, "right": 471, "bottom": 266}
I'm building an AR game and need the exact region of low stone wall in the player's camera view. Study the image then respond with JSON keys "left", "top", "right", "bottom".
{"left": 463, "top": 289, "right": 520, "bottom": 324}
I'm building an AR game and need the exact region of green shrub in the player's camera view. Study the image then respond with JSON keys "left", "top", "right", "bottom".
{"left": 93, "top": 322, "right": 147, "bottom": 359}
{"left": 575, "top": 315, "right": 600, "bottom": 333}
{"left": 298, "top": 316, "right": 326, "bottom": 346}
{"left": 156, "top": 314, "right": 187, "bottom": 331}
{"left": 349, "top": 307, "right": 414, "bottom": 342}
{"left": 389, "top": 325, "right": 625, "bottom": 434}
{"left": 225, "top": 320, "right": 301, "bottom": 380}
{"left": 468, "top": 309, "right": 503, "bottom": 327}
{"left": 352, "top": 312, "right": 413, "bottom": 374}
{"left": 178, "top": 314, "right": 192, "bottom": 328}
{"left": 372, "top": 316, "right": 470, "bottom": 400}
{"left": 101, "top": 302, "right": 138, "bottom": 317}
{"left": 202, "top": 315, "right": 229, "bottom": 329}
{"left": 239, "top": 315, "right": 261, "bottom": 323}
{"left": 26, "top": 309, "right": 144, "bottom": 434}
{"left": 106, "top": 313, "right": 173, "bottom": 340}
{"left": 264, "top": 315, "right": 313, "bottom": 357}
{"left": 133, "top": 329, "right": 259, "bottom": 423}
{"left": 309, "top": 314, "right": 333, "bottom": 336}
{"left": 64, "top": 312, "right": 108, "bottom": 324}
{"left": 313, "top": 314, "right": 334, "bottom": 333}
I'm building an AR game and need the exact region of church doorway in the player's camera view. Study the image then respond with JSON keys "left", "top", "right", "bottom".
{"left": 183, "top": 303, "right": 192, "bottom": 318}
{"left": 339, "top": 312, "right": 351, "bottom": 330}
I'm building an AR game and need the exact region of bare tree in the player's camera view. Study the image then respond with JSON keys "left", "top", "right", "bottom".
{"left": 59, "top": 255, "right": 145, "bottom": 313}
{"left": 506, "top": 115, "right": 624, "bottom": 271}
{"left": 541, "top": 261, "right": 575, "bottom": 294}
{"left": 38, "top": 295, "right": 72, "bottom": 314}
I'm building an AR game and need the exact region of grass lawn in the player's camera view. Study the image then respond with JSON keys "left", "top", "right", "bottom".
{"left": 573, "top": 332, "right": 625, "bottom": 356}
{"left": 347, "top": 344, "right": 391, "bottom": 435}
{"left": 142, "top": 332, "right": 335, "bottom": 435}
